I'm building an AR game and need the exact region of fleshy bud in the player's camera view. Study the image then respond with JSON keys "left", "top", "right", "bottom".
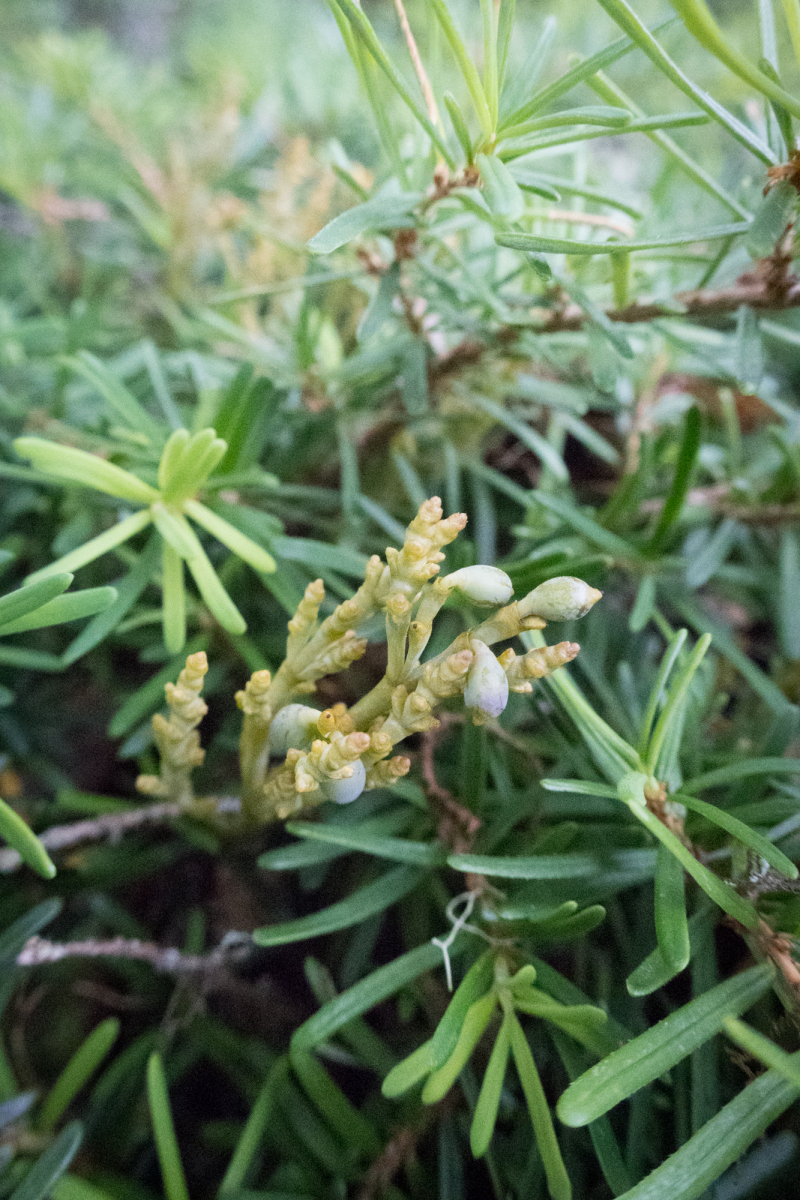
{"left": 464, "top": 639, "right": 509, "bottom": 721}
{"left": 521, "top": 577, "right": 602, "bottom": 622}
{"left": 440, "top": 565, "right": 514, "bottom": 607}
{"left": 319, "top": 758, "right": 366, "bottom": 805}
{"left": 269, "top": 704, "right": 322, "bottom": 755}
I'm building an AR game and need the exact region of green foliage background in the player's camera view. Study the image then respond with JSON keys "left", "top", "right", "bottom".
{"left": 2, "top": 1, "right": 800, "bottom": 1198}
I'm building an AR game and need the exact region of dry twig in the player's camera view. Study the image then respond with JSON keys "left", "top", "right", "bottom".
{"left": 16, "top": 934, "right": 251, "bottom": 976}
{"left": 0, "top": 797, "right": 241, "bottom": 874}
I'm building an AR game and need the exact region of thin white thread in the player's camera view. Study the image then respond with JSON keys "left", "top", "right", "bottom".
{"left": 431, "top": 891, "right": 479, "bottom": 991}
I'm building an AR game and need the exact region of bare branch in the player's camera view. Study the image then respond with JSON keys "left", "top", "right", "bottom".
{"left": 17, "top": 933, "right": 251, "bottom": 975}
{"left": 0, "top": 797, "right": 241, "bottom": 874}
{"left": 429, "top": 255, "right": 800, "bottom": 385}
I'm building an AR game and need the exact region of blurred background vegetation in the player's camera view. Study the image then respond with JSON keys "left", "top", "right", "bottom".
{"left": 2, "top": 0, "right": 800, "bottom": 1197}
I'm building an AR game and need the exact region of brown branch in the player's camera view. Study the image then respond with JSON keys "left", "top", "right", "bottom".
{"left": 420, "top": 728, "right": 481, "bottom": 859}
{"left": 356, "top": 1095, "right": 457, "bottom": 1200}
{"left": 428, "top": 255, "right": 800, "bottom": 386}
{"left": 16, "top": 934, "right": 251, "bottom": 976}
{"left": 541, "top": 275, "right": 800, "bottom": 333}
{"left": 356, "top": 1120, "right": 427, "bottom": 1200}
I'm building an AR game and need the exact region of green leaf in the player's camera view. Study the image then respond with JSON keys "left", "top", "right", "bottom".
{"left": 500, "top": 112, "right": 711, "bottom": 158}
{"left": 0, "top": 574, "right": 72, "bottom": 628}
{"left": 140, "top": 340, "right": 182, "bottom": 430}
{"left": 157, "top": 429, "right": 190, "bottom": 491}
{"left": 593, "top": 0, "right": 776, "bottom": 162}
{"left": 444, "top": 91, "right": 473, "bottom": 162}
{"left": 682, "top": 757, "right": 800, "bottom": 793}
{"left": 736, "top": 304, "right": 763, "bottom": 389}
{"left": 290, "top": 1048, "right": 379, "bottom": 1156}
{"left": 550, "top": 1030, "right": 632, "bottom": 1196}
{"left": 496, "top": 222, "right": 749, "bottom": 256}
{"left": 557, "top": 963, "right": 773, "bottom": 1127}
{"left": 9, "top": 1123, "right": 83, "bottom": 1200}
{"left": 480, "top": 0, "right": 498, "bottom": 126}
{"left": 510, "top": 168, "right": 642, "bottom": 217}
{"left": 429, "top": 952, "right": 497, "bottom": 1072}
{"left": 648, "top": 407, "right": 701, "bottom": 552}
{"left": 626, "top": 944, "right": 681, "bottom": 998}
{"left": 685, "top": 518, "right": 739, "bottom": 590}
{"left": 470, "top": 395, "right": 568, "bottom": 479}
{"left": 675, "top": 791, "right": 798, "bottom": 878}
{"left": 147, "top": 1053, "right": 189, "bottom": 1200}
{"left": 669, "top": 0, "right": 800, "bottom": 120}
{"left": 269, "top": 536, "right": 368, "bottom": 578}
{"left": 551, "top": 270, "right": 634, "bottom": 358}
{"left": 499, "top": 16, "right": 680, "bottom": 129}
{"left": 448, "top": 849, "right": 656, "bottom": 880}
{"left": 617, "top": 773, "right": 759, "bottom": 927}
{"left": 745, "top": 180, "right": 797, "bottom": 258}
{"left": 329, "top": 0, "right": 453, "bottom": 164}
{"left": 183, "top": 500, "right": 276, "bottom": 574}
{"left": 25, "top": 510, "right": 153, "bottom": 585}
{"left": 559, "top": 412, "right": 620, "bottom": 466}
{"left": 61, "top": 535, "right": 161, "bottom": 666}
{"left": 422, "top": 992, "right": 497, "bottom": 1104}
{"left": 65, "top": 351, "right": 163, "bottom": 443}
{"left": 477, "top": 153, "right": 524, "bottom": 220}
{"left": 427, "top": 0, "right": 492, "bottom": 135}
{"left": 0, "top": 646, "right": 63, "bottom": 671}
{"left": 161, "top": 542, "right": 186, "bottom": 654}
{"left": 0, "top": 899, "right": 61, "bottom": 963}
{"left": 526, "top": 904, "right": 607, "bottom": 943}
{"left": 284, "top": 821, "right": 446, "bottom": 866}
{"left": 629, "top": 575, "right": 656, "bottom": 633}
{"left": 654, "top": 843, "right": 690, "bottom": 974}
{"left": 252, "top": 866, "right": 422, "bottom": 946}
{"left": 638, "top": 629, "right": 687, "bottom": 755}
{"left": 723, "top": 1017, "right": 800, "bottom": 1086}
{"left": 150, "top": 505, "right": 198, "bottom": 560}
{"left": 219, "top": 1058, "right": 289, "bottom": 1194}
{"left": 13, "top": 439, "right": 158, "bottom": 506}
{"left": 293, "top": 940, "right": 464, "bottom": 1051}
{"left": 358, "top": 262, "right": 401, "bottom": 341}
{"left": 673, "top": 594, "right": 796, "bottom": 717}
{"left": 161, "top": 429, "right": 227, "bottom": 502}
{"left": 779, "top": 529, "right": 800, "bottom": 659}
{"left": 531, "top": 486, "right": 639, "bottom": 558}
{"left": 541, "top": 780, "right": 619, "bottom": 799}
{"left": 587, "top": 69, "right": 750, "bottom": 218}
{"left": 181, "top": 530, "right": 247, "bottom": 635}
{"left": 513, "top": 988, "right": 610, "bottom": 1055}
{"left": 508, "top": 1012, "right": 571, "bottom": 1200}
{"left": 646, "top": 632, "right": 711, "bottom": 776}
{"left": 526, "top": 630, "right": 645, "bottom": 784}
{"left": 0, "top": 799, "right": 56, "bottom": 879}
{"left": 611, "top": 1052, "right": 800, "bottom": 1199}
{"left": 0, "top": 587, "right": 117, "bottom": 636}
{"left": 259, "top": 811, "right": 412, "bottom": 871}
{"left": 213, "top": 369, "right": 278, "bottom": 474}
{"left": 512, "top": 172, "right": 562, "bottom": 201}
{"left": 307, "top": 193, "right": 422, "bottom": 254}
{"left": 38, "top": 1019, "right": 120, "bottom": 1132}
{"left": 52, "top": 1177, "right": 115, "bottom": 1200}
{"left": 470, "top": 1014, "right": 511, "bottom": 1158}
{"left": 382, "top": 1038, "right": 437, "bottom": 1099}
{"left": 502, "top": 104, "right": 633, "bottom": 137}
